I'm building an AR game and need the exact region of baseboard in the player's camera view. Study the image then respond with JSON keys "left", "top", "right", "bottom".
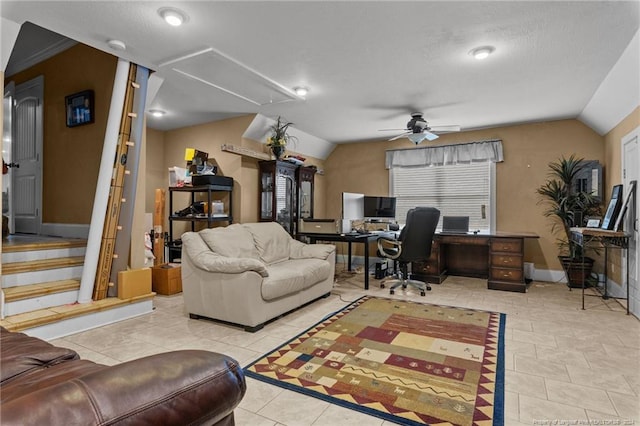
{"left": 40, "top": 223, "right": 90, "bottom": 239}
{"left": 24, "top": 300, "right": 154, "bottom": 341}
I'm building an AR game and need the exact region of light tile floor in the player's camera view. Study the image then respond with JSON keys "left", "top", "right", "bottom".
{"left": 51, "top": 270, "right": 640, "bottom": 426}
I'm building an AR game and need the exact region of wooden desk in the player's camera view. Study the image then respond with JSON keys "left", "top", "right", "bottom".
{"left": 299, "top": 231, "right": 395, "bottom": 290}
{"left": 412, "top": 231, "right": 539, "bottom": 293}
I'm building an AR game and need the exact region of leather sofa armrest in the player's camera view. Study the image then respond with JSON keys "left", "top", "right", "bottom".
{"left": 0, "top": 350, "right": 246, "bottom": 426}
{"left": 289, "top": 240, "right": 336, "bottom": 260}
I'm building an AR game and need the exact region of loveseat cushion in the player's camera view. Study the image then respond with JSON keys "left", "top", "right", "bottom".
{"left": 261, "top": 258, "right": 331, "bottom": 300}
{"left": 243, "top": 222, "right": 292, "bottom": 265}
{"left": 199, "top": 224, "right": 260, "bottom": 260}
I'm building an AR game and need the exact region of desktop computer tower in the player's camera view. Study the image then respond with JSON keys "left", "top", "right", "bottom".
{"left": 375, "top": 261, "right": 389, "bottom": 279}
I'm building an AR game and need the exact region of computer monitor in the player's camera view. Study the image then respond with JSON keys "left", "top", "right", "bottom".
{"left": 363, "top": 196, "right": 396, "bottom": 219}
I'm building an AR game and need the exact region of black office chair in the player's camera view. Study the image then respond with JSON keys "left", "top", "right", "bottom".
{"left": 377, "top": 207, "right": 440, "bottom": 296}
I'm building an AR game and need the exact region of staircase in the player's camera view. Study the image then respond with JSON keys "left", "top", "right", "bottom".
{"left": 1, "top": 236, "right": 155, "bottom": 340}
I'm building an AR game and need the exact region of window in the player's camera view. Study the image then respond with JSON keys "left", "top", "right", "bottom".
{"left": 390, "top": 162, "right": 495, "bottom": 231}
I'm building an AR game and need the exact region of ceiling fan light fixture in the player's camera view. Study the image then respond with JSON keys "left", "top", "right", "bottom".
{"left": 469, "top": 46, "right": 495, "bottom": 60}
{"left": 148, "top": 109, "right": 166, "bottom": 118}
{"left": 408, "top": 133, "right": 427, "bottom": 145}
{"left": 159, "top": 8, "right": 188, "bottom": 26}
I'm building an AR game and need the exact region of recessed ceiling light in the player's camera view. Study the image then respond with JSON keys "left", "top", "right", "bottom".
{"left": 107, "top": 39, "right": 126, "bottom": 51}
{"left": 148, "top": 109, "right": 166, "bottom": 118}
{"left": 159, "top": 7, "right": 188, "bottom": 26}
{"left": 294, "top": 86, "right": 309, "bottom": 97}
{"left": 469, "top": 46, "right": 495, "bottom": 60}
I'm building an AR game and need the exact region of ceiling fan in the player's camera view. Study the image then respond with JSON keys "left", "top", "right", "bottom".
{"left": 380, "top": 112, "right": 460, "bottom": 144}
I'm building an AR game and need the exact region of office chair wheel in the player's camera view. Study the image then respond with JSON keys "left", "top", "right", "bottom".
{"left": 420, "top": 291, "right": 426, "bottom": 296}
{"left": 390, "top": 289, "right": 395, "bottom": 295}
{"left": 380, "top": 283, "right": 385, "bottom": 288}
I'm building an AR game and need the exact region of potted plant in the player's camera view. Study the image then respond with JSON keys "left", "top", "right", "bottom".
{"left": 267, "top": 116, "right": 297, "bottom": 160}
{"left": 536, "top": 154, "right": 602, "bottom": 288}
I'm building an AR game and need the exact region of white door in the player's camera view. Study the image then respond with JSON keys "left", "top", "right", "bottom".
{"left": 2, "top": 82, "right": 15, "bottom": 233}
{"left": 622, "top": 126, "right": 639, "bottom": 317}
{"left": 13, "top": 76, "right": 43, "bottom": 235}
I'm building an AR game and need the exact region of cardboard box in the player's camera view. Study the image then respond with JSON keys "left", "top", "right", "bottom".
{"left": 152, "top": 264, "right": 183, "bottom": 295}
{"left": 117, "top": 268, "right": 152, "bottom": 299}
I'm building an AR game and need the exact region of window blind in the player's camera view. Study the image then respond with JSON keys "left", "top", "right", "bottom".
{"left": 391, "top": 162, "right": 491, "bottom": 230}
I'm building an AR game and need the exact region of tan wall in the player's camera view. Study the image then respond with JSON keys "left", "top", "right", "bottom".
{"left": 325, "top": 119, "right": 605, "bottom": 272}
{"left": 145, "top": 127, "right": 166, "bottom": 213}
{"left": 602, "top": 106, "right": 640, "bottom": 284}
{"left": 150, "top": 115, "right": 327, "bottom": 237}
{"left": 6, "top": 44, "right": 117, "bottom": 223}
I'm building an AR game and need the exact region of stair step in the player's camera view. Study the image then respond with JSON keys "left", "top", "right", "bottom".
{"left": 2, "top": 257, "right": 85, "bottom": 275}
{"left": 3, "top": 279, "right": 81, "bottom": 302}
{"left": 0, "top": 293, "right": 156, "bottom": 333}
{"left": 2, "top": 238, "right": 87, "bottom": 253}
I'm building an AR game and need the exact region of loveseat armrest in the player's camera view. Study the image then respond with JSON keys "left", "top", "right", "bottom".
{"left": 289, "top": 239, "right": 336, "bottom": 260}
{"left": 183, "top": 232, "right": 268, "bottom": 276}
{"left": 0, "top": 350, "right": 247, "bottom": 426}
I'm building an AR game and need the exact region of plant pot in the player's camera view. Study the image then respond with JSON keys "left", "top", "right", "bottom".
{"left": 558, "top": 255, "right": 596, "bottom": 288}
{"left": 271, "top": 145, "right": 285, "bottom": 160}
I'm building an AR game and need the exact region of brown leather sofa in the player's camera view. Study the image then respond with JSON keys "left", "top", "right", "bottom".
{"left": 0, "top": 326, "right": 246, "bottom": 425}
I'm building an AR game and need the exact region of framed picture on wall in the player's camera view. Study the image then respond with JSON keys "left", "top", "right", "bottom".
{"left": 65, "top": 90, "right": 94, "bottom": 127}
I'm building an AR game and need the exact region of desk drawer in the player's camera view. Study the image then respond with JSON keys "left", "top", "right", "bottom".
{"left": 490, "top": 238, "right": 522, "bottom": 253}
{"left": 490, "top": 267, "right": 523, "bottom": 282}
{"left": 440, "top": 236, "right": 489, "bottom": 245}
{"left": 491, "top": 254, "right": 522, "bottom": 268}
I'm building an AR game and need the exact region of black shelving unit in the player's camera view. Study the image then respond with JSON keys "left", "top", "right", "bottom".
{"left": 168, "top": 182, "right": 233, "bottom": 262}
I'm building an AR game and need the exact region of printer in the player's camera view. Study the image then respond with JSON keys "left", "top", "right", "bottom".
{"left": 299, "top": 218, "right": 340, "bottom": 234}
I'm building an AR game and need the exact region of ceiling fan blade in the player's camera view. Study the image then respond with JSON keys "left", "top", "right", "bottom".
{"left": 430, "top": 125, "right": 461, "bottom": 133}
{"left": 423, "top": 131, "right": 439, "bottom": 141}
{"left": 378, "top": 128, "right": 408, "bottom": 132}
{"left": 388, "top": 132, "right": 410, "bottom": 141}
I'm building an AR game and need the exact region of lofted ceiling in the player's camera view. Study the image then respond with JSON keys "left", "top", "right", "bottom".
{"left": 2, "top": 1, "right": 639, "bottom": 150}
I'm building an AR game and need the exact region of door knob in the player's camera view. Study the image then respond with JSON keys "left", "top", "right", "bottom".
{"left": 6, "top": 162, "right": 19, "bottom": 168}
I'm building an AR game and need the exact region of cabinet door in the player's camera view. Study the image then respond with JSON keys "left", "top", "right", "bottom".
{"left": 297, "top": 167, "right": 316, "bottom": 220}
{"left": 260, "top": 170, "right": 274, "bottom": 220}
{"left": 275, "top": 172, "right": 295, "bottom": 233}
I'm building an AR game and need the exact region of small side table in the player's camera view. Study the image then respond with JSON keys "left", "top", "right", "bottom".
{"left": 569, "top": 227, "right": 630, "bottom": 314}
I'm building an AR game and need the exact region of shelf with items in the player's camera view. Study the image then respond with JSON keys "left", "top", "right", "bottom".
{"left": 167, "top": 181, "right": 233, "bottom": 262}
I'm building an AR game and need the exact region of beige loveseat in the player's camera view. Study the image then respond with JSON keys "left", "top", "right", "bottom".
{"left": 181, "top": 222, "right": 336, "bottom": 331}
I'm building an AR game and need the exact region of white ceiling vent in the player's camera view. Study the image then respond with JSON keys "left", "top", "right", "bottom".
{"left": 159, "top": 47, "right": 302, "bottom": 106}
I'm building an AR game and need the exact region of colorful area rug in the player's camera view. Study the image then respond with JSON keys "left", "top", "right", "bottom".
{"left": 244, "top": 296, "right": 505, "bottom": 426}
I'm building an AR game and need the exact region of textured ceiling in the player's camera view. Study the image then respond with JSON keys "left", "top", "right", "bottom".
{"left": 2, "top": 1, "right": 639, "bottom": 147}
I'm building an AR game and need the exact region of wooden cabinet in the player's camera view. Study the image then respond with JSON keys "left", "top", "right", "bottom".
{"left": 488, "top": 237, "right": 525, "bottom": 292}
{"left": 259, "top": 161, "right": 316, "bottom": 235}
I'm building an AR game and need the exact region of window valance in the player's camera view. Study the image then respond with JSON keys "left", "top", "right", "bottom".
{"left": 385, "top": 140, "right": 503, "bottom": 169}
